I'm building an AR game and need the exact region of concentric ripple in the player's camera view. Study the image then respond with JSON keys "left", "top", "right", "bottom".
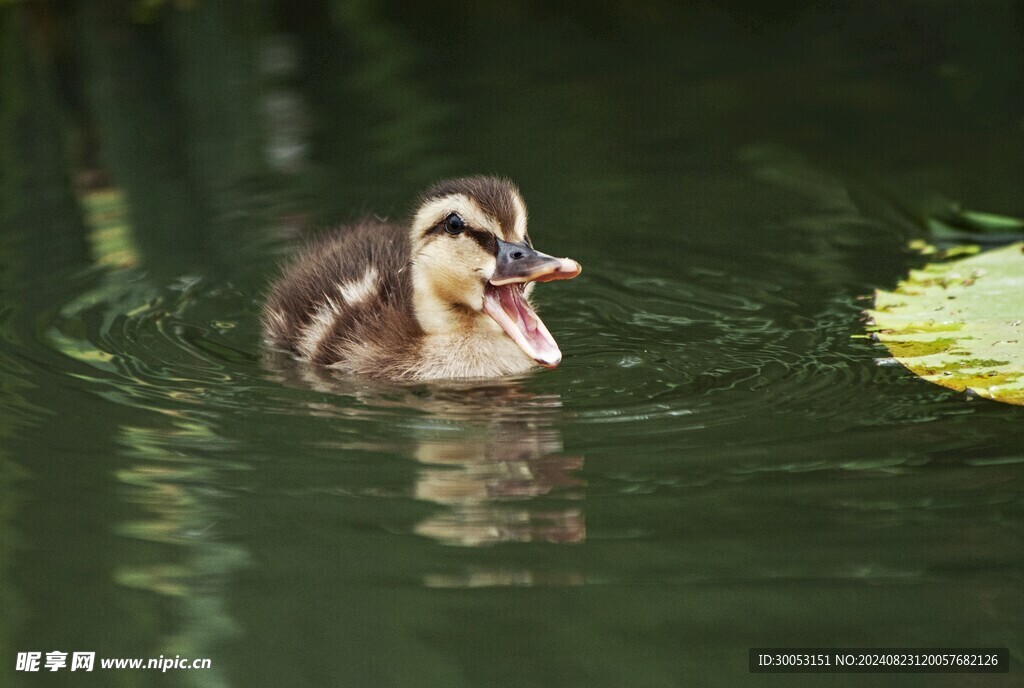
{"left": 31, "top": 234, "right": 970, "bottom": 448}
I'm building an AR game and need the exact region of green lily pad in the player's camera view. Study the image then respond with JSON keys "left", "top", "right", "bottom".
{"left": 869, "top": 242, "right": 1024, "bottom": 405}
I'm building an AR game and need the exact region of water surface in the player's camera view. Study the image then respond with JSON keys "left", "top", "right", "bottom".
{"left": 1, "top": 2, "right": 1022, "bottom": 686}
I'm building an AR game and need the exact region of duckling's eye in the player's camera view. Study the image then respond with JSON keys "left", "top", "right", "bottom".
{"left": 444, "top": 213, "right": 465, "bottom": 235}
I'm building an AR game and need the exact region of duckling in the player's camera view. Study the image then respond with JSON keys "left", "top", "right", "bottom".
{"left": 262, "top": 176, "right": 581, "bottom": 380}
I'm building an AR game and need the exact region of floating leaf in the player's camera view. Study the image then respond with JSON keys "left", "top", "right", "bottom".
{"left": 869, "top": 242, "right": 1024, "bottom": 405}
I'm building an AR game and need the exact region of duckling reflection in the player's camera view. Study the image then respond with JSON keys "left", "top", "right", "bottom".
{"left": 412, "top": 424, "right": 584, "bottom": 547}
{"left": 263, "top": 353, "right": 586, "bottom": 547}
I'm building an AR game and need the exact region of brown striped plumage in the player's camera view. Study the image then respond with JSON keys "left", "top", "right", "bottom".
{"left": 262, "top": 221, "right": 423, "bottom": 377}
{"left": 262, "top": 176, "right": 581, "bottom": 381}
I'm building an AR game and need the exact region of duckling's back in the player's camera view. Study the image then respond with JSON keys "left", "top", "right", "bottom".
{"left": 262, "top": 221, "right": 422, "bottom": 377}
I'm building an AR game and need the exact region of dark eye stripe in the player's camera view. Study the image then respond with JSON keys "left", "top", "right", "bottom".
{"left": 421, "top": 222, "right": 498, "bottom": 253}
{"left": 466, "top": 228, "right": 498, "bottom": 254}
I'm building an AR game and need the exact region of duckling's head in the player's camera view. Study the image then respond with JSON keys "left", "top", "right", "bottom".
{"left": 408, "top": 176, "right": 581, "bottom": 368}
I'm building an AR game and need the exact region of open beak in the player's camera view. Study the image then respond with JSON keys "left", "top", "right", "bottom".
{"left": 482, "top": 238, "right": 582, "bottom": 368}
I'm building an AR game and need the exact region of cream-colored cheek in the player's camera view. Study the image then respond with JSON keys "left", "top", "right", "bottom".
{"left": 482, "top": 257, "right": 496, "bottom": 282}
{"left": 431, "top": 269, "right": 469, "bottom": 305}
{"left": 419, "top": 247, "right": 484, "bottom": 309}
{"left": 463, "top": 280, "right": 485, "bottom": 310}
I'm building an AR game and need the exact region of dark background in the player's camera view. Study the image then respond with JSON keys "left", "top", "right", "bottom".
{"left": 1, "top": 2, "right": 1022, "bottom": 687}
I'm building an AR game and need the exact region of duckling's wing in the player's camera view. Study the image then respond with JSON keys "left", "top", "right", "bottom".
{"left": 262, "top": 221, "right": 421, "bottom": 372}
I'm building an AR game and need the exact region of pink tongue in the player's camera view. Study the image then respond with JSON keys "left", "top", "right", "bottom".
{"left": 483, "top": 284, "right": 562, "bottom": 367}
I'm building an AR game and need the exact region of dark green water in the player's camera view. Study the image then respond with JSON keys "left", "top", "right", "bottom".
{"left": 2, "top": 2, "right": 1022, "bottom": 686}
